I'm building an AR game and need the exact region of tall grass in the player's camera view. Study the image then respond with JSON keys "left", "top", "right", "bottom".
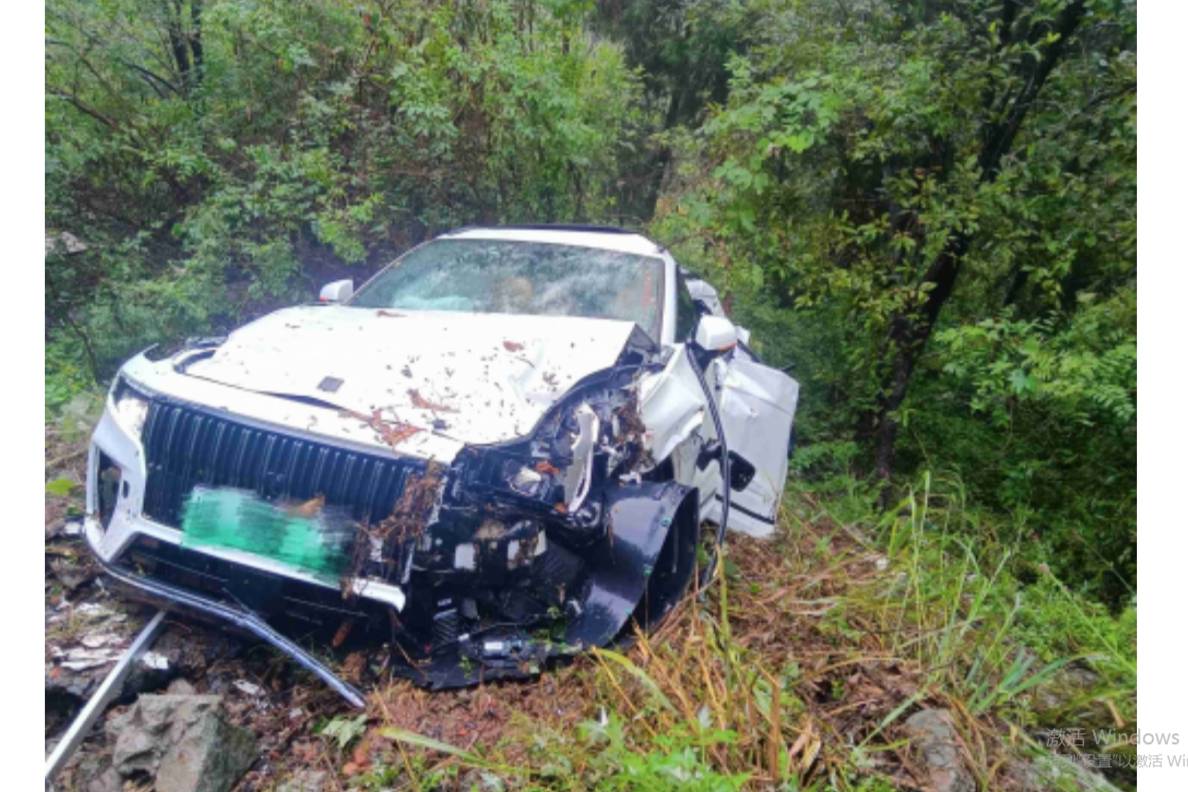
{"left": 359, "top": 472, "right": 1136, "bottom": 790}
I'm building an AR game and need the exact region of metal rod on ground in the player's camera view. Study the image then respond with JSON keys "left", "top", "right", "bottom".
{"left": 45, "top": 609, "right": 168, "bottom": 783}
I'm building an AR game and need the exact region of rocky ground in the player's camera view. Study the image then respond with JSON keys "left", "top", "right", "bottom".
{"left": 46, "top": 504, "right": 353, "bottom": 790}
{"left": 45, "top": 424, "right": 1130, "bottom": 791}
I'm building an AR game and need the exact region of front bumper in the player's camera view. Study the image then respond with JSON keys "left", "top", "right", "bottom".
{"left": 86, "top": 544, "right": 367, "bottom": 708}
{"left": 87, "top": 402, "right": 408, "bottom": 612}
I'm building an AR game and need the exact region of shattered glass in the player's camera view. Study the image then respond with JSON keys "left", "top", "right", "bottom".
{"left": 350, "top": 239, "right": 665, "bottom": 341}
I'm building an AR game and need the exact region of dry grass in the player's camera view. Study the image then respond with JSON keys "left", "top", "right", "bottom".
{"left": 331, "top": 491, "right": 1039, "bottom": 791}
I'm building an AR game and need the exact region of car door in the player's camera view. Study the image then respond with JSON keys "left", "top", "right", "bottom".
{"left": 678, "top": 270, "right": 800, "bottom": 537}
{"left": 707, "top": 348, "right": 799, "bottom": 537}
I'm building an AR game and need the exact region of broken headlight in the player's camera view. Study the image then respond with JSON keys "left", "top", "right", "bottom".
{"left": 111, "top": 376, "right": 150, "bottom": 439}
{"left": 517, "top": 370, "right": 646, "bottom": 519}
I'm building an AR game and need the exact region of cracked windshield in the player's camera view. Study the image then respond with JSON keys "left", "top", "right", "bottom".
{"left": 350, "top": 239, "right": 664, "bottom": 340}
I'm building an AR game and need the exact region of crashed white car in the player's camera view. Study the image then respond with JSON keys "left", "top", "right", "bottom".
{"left": 85, "top": 225, "right": 798, "bottom": 702}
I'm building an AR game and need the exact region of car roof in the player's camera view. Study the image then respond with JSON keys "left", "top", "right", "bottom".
{"left": 438, "top": 225, "right": 666, "bottom": 258}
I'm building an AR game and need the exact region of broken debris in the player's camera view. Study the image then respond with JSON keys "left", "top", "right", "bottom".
{"left": 340, "top": 408, "right": 422, "bottom": 448}
{"left": 407, "top": 387, "right": 457, "bottom": 413}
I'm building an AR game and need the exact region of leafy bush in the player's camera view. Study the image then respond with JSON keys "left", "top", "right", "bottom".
{"left": 652, "top": 0, "right": 1136, "bottom": 602}
{"left": 46, "top": 0, "right": 644, "bottom": 393}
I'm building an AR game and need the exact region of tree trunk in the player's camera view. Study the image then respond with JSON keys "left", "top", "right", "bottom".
{"left": 872, "top": 1, "right": 1086, "bottom": 505}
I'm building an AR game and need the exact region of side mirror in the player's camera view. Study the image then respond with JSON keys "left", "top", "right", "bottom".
{"left": 319, "top": 279, "right": 353, "bottom": 303}
{"left": 693, "top": 315, "right": 737, "bottom": 354}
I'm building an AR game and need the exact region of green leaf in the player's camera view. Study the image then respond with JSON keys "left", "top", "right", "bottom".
{"left": 379, "top": 727, "right": 478, "bottom": 760}
{"left": 46, "top": 478, "right": 78, "bottom": 498}
{"left": 319, "top": 714, "right": 368, "bottom": 751}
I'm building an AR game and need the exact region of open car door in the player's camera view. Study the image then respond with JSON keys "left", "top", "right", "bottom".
{"left": 680, "top": 268, "right": 799, "bottom": 537}
{"left": 710, "top": 349, "right": 799, "bottom": 537}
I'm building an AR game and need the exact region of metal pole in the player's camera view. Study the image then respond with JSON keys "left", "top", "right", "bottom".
{"left": 45, "top": 609, "right": 168, "bottom": 783}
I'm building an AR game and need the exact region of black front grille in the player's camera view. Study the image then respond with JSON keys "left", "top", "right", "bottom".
{"left": 141, "top": 399, "right": 426, "bottom": 528}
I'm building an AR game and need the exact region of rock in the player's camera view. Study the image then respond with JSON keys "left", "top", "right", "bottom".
{"left": 46, "top": 601, "right": 140, "bottom": 702}
{"left": 1003, "top": 747, "right": 1124, "bottom": 792}
{"left": 79, "top": 632, "right": 124, "bottom": 650}
{"left": 277, "top": 769, "right": 329, "bottom": 792}
{"left": 233, "top": 679, "right": 266, "bottom": 697}
{"left": 107, "top": 693, "right": 257, "bottom": 792}
{"left": 73, "top": 601, "right": 128, "bottom": 626}
{"left": 1032, "top": 662, "right": 1107, "bottom": 724}
{"left": 167, "top": 678, "right": 197, "bottom": 695}
{"left": 50, "top": 556, "right": 98, "bottom": 591}
{"left": 46, "top": 658, "right": 111, "bottom": 703}
{"left": 52, "top": 644, "right": 125, "bottom": 672}
{"left": 903, "top": 709, "right": 975, "bottom": 792}
{"left": 75, "top": 754, "right": 123, "bottom": 792}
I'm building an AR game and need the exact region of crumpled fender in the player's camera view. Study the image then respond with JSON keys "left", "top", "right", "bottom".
{"left": 638, "top": 352, "right": 707, "bottom": 463}
{"left": 565, "top": 479, "right": 698, "bottom": 649}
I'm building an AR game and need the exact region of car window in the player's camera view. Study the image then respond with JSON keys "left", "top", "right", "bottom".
{"left": 350, "top": 239, "right": 665, "bottom": 341}
{"left": 674, "top": 271, "right": 701, "bottom": 341}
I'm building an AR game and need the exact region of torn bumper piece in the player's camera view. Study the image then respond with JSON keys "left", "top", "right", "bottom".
{"left": 91, "top": 551, "right": 366, "bottom": 709}
{"left": 86, "top": 479, "right": 695, "bottom": 702}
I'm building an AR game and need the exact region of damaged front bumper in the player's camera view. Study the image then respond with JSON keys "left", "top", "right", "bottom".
{"left": 85, "top": 355, "right": 703, "bottom": 699}
{"left": 85, "top": 545, "right": 368, "bottom": 708}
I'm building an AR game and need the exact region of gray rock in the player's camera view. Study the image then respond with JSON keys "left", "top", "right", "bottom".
{"left": 50, "top": 556, "right": 98, "bottom": 591}
{"left": 107, "top": 693, "right": 256, "bottom": 792}
{"left": 167, "top": 678, "right": 198, "bottom": 695}
{"left": 277, "top": 769, "right": 330, "bottom": 792}
{"left": 1005, "top": 748, "right": 1124, "bottom": 792}
{"left": 1032, "top": 662, "right": 1106, "bottom": 723}
{"left": 903, "top": 709, "right": 975, "bottom": 792}
{"left": 75, "top": 754, "right": 123, "bottom": 792}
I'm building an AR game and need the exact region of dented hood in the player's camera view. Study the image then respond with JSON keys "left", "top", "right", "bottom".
{"left": 183, "top": 305, "right": 641, "bottom": 447}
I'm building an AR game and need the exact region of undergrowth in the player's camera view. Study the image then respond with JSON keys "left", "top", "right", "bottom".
{"left": 326, "top": 473, "right": 1136, "bottom": 790}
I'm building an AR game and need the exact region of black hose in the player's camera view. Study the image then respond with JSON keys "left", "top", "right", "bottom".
{"left": 687, "top": 344, "right": 730, "bottom": 590}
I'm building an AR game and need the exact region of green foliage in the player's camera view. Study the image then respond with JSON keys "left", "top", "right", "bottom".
{"left": 654, "top": 0, "right": 1136, "bottom": 603}
{"left": 46, "top": 0, "right": 643, "bottom": 390}
{"left": 792, "top": 470, "right": 1136, "bottom": 732}
{"left": 45, "top": 478, "right": 78, "bottom": 498}
{"left": 318, "top": 714, "right": 368, "bottom": 752}
{"left": 579, "top": 712, "right": 748, "bottom": 791}
{"left": 46, "top": 336, "right": 97, "bottom": 414}
{"left": 918, "top": 292, "right": 1136, "bottom": 601}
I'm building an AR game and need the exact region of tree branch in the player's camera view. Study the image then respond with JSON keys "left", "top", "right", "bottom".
{"left": 47, "top": 90, "right": 119, "bottom": 129}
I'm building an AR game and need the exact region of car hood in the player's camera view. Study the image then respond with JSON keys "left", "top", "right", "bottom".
{"left": 182, "top": 305, "right": 644, "bottom": 447}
